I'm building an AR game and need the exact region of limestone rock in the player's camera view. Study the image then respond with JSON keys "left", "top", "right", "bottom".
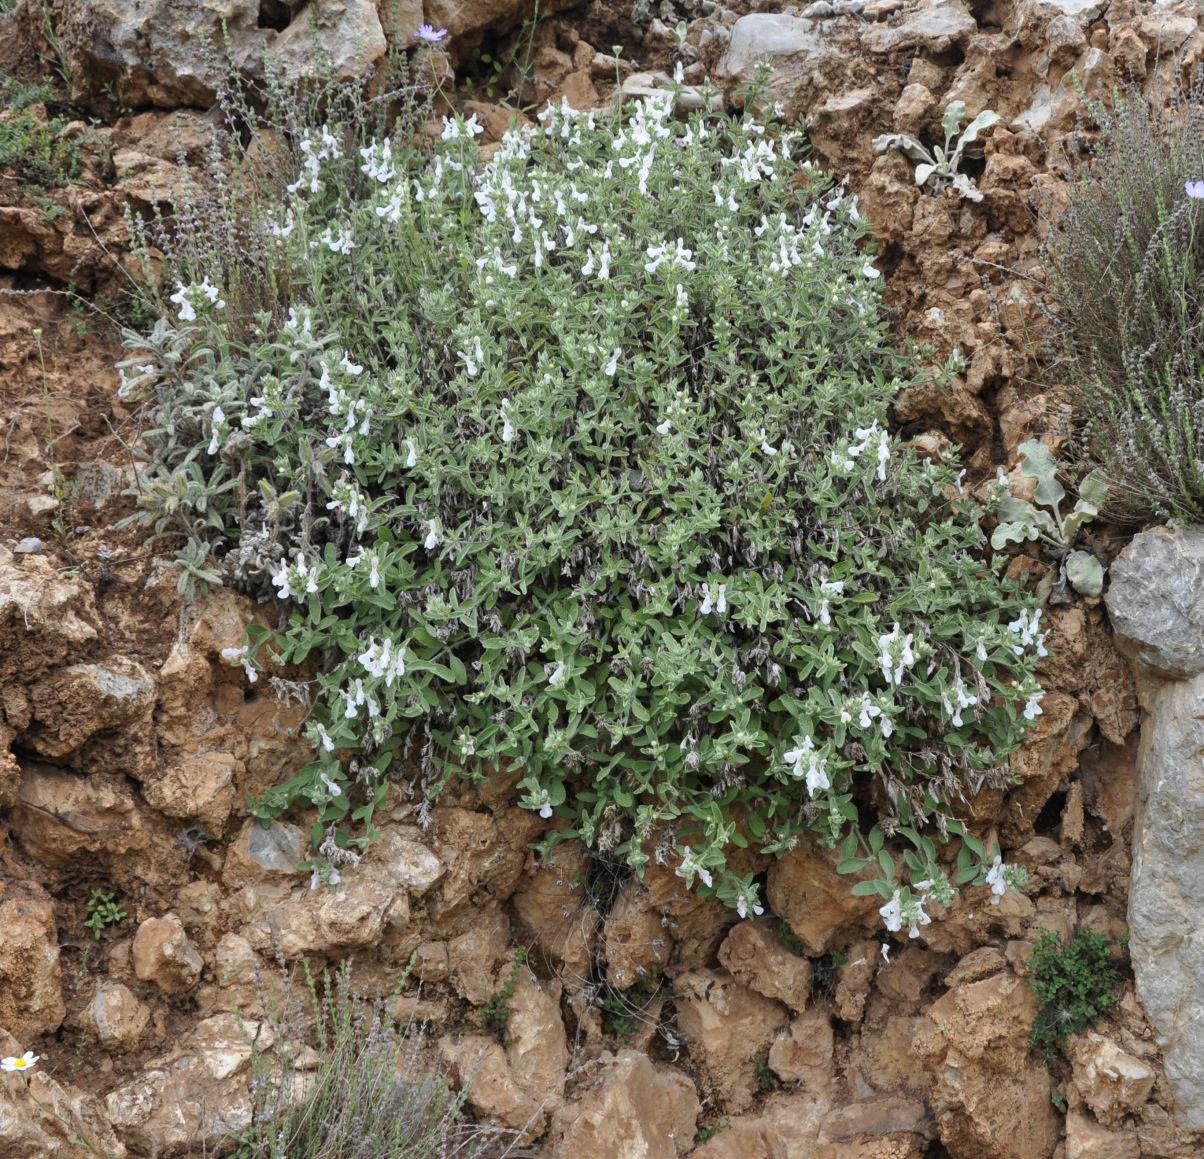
{"left": 383, "top": 833, "right": 446, "bottom": 895}
{"left": 223, "top": 819, "right": 308, "bottom": 888}
{"left": 1070, "top": 1032, "right": 1156, "bottom": 1126}
{"left": 0, "top": 547, "right": 98, "bottom": 683}
{"left": 105, "top": 1013, "right": 268, "bottom": 1155}
{"left": 424, "top": 0, "right": 577, "bottom": 46}
{"left": 719, "top": 918, "right": 812, "bottom": 1012}
{"left": 768, "top": 1005, "right": 835, "bottom": 1083}
{"left": 1065, "top": 1110, "right": 1141, "bottom": 1158}
{"left": 512, "top": 841, "right": 598, "bottom": 986}
{"left": 690, "top": 1092, "right": 833, "bottom": 1157}
{"left": 443, "top": 966, "right": 568, "bottom": 1134}
{"left": 1106, "top": 527, "right": 1204, "bottom": 679}
{"left": 674, "top": 969, "right": 789, "bottom": 1111}
{"left": 0, "top": 881, "right": 64, "bottom": 1039}
{"left": 58, "top": 0, "right": 386, "bottom": 114}
{"left": 426, "top": 806, "right": 533, "bottom": 933}
{"left": 15, "top": 764, "right": 144, "bottom": 867}
{"left": 0, "top": 1028, "right": 125, "bottom": 1158}
{"left": 132, "top": 913, "right": 204, "bottom": 995}
{"left": 715, "top": 14, "right": 824, "bottom": 113}
{"left": 84, "top": 982, "right": 151, "bottom": 1052}
{"left": 1105, "top": 529, "right": 1204, "bottom": 1128}
{"left": 861, "top": 1, "right": 978, "bottom": 53}
{"left": 817, "top": 1095, "right": 928, "bottom": 1143}
{"left": 238, "top": 860, "right": 410, "bottom": 959}
{"left": 25, "top": 658, "right": 154, "bottom": 759}
{"left": 142, "top": 751, "right": 240, "bottom": 832}
{"left": 448, "top": 905, "right": 512, "bottom": 1004}
{"left": 549, "top": 1049, "right": 700, "bottom": 1158}
{"left": 767, "top": 842, "right": 880, "bottom": 955}
{"left": 915, "top": 970, "right": 1059, "bottom": 1158}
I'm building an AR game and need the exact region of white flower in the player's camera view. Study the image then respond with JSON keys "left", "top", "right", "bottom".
{"left": 736, "top": 886, "right": 764, "bottom": 920}
{"left": 424, "top": 522, "right": 441, "bottom": 551}
{"left": 604, "top": 347, "right": 620, "bottom": 376}
{"left": 676, "top": 846, "right": 713, "bottom": 889}
{"left": 760, "top": 439, "right": 779, "bottom": 457}
{"left": 879, "top": 892, "right": 903, "bottom": 933}
{"left": 320, "top": 771, "right": 343, "bottom": 797}
{"left": 547, "top": 659, "right": 567, "bottom": 687}
{"left": 985, "top": 855, "right": 1008, "bottom": 904}
{"left": 501, "top": 398, "right": 515, "bottom": 443}
{"left": 460, "top": 336, "right": 484, "bottom": 378}
{"left": 531, "top": 788, "right": 555, "bottom": 819}
{"left": 1023, "top": 692, "right": 1044, "bottom": 721}
{"left": 404, "top": 439, "right": 418, "bottom": 468}
{"left": 1007, "top": 608, "right": 1046, "bottom": 656}
{"left": 699, "top": 582, "right": 727, "bottom": 615}
{"left": 656, "top": 418, "right": 672, "bottom": 436}
{"left": 1, "top": 1051, "right": 39, "bottom": 1072}
{"left": 880, "top": 889, "right": 930, "bottom": 939}
{"left": 207, "top": 405, "right": 225, "bottom": 456}
{"left": 881, "top": 942, "right": 891, "bottom": 963}
{"left": 784, "top": 736, "right": 830, "bottom": 796}
{"left": 309, "top": 867, "right": 342, "bottom": 892}
{"left": 877, "top": 622, "right": 916, "bottom": 687}
{"left": 169, "top": 283, "right": 197, "bottom": 322}
{"left": 857, "top": 695, "right": 881, "bottom": 730}
{"left": 862, "top": 263, "right": 881, "bottom": 279}
{"left": 314, "top": 723, "right": 335, "bottom": 753}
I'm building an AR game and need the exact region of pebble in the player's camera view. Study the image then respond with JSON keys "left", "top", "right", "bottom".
{"left": 14, "top": 537, "right": 43, "bottom": 554}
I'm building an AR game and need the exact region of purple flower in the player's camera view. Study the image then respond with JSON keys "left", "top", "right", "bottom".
{"left": 414, "top": 23, "right": 448, "bottom": 42}
{"left": 1185, "top": 180, "right": 1204, "bottom": 200}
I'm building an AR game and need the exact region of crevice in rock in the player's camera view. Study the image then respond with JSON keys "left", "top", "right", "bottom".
{"left": 257, "top": 0, "right": 295, "bottom": 31}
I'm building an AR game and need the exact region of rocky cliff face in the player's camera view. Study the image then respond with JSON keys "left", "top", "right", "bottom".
{"left": 1, "top": 0, "right": 1203, "bottom": 1154}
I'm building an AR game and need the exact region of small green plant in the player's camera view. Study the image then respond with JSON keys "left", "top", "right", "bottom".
{"left": 0, "top": 74, "right": 81, "bottom": 188}
{"left": 695, "top": 1118, "right": 731, "bottom": 1144}
{"left": 1028, "top": 929, "right": 1124, "bottom": 1060}
{"left": 873, "top": 100, "right": 1000, "bottom": 202}
{"left": 775, "top": 919, "right": 804, "bottom": 957}
{"left": 755, "top": 1051, "right": 776, "bottom": 1091}
{"left": 481, "top": 947, "right": 528, "bottom": 1038}
{"left": 991, "top": 440, "right": 1107, "bottom": 598}
{"left": 599, "top": 995, "right": 638, "bottom": 1038}
{"left": 84, "top": 890, "right": 127, "bottom": 940}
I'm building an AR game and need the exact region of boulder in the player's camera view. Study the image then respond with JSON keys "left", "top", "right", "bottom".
{"left": 718, "top": 919, "right": 812, "bottom": 1012}
{"left": 0, "top": 882, "right": 64, "bottom": 1039}
{"left": 15, "top": 763, "right": 145, "bottom": 867}
{"left": 132, "top": 913, "right": 205, "bottom": 995}
{"left": 0, "top": 547, "right": 98, "bottom": 682}
{"left": 549, "top": 1049, "right": 700, "bottom": 1158}
{"left": 914, "top": 971, "right": 1059, "bottom": 1158}
{"left": 766, "top": 842, "right": 880, "bottom": 955}
{"left": 674, "top": 969, "right": 789, "bottom": 1111}
{"left": 24, "top": 658, "right": 154, "bottom": 759}
{"left": 57, "top": 0, "right": 386, "bottom": 113}
{"left": 105, "top": 1013, "right": 268, "bottom": 1154}
{"left": 0, "top": 1028, "right": 125, "bottom": 1158}
{"left": 1070, "top": 1032, "right": 1156, "bottom": 1126}
{"left": 1104, "top": 527, "right": 1204, "bottom": 1128}
{"left": 84, "top": 982, "right": 151, "bottom": 1052}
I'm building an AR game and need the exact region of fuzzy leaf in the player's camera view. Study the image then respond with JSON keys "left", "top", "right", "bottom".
{"left": 941, "top": 101, "right": 967, "bottom": 144}
{"left": 1065, "top": 550, "right": 1105, "bottom": 597}
{"left": 1018, "top": 440, "right": 1066, "bottom": 515}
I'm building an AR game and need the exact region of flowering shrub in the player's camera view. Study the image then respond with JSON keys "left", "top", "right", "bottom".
{"left": 120, "top": 84, "right": 1043, "bottom": 915}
